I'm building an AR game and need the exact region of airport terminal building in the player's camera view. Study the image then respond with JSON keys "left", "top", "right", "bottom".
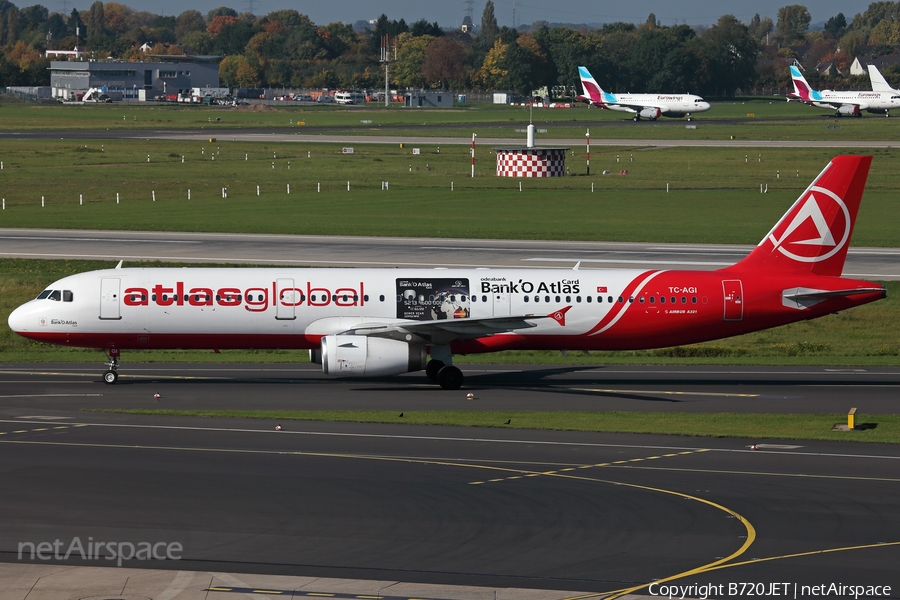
{"left": 49, "top": 57, "right": 220, "bottom": 101}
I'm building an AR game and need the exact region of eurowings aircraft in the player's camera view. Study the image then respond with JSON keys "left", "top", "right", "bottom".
{"left": 787, "top": 65, "right": 900, "bottom": 116}
{"left": 575, "top": 66, "right": 710, "bottom": 121}
{"left": 7, "top": 156, "right": 885, "bottom": 389}
{"left": 867, "top": 64, "right": 898, "bottom": 94}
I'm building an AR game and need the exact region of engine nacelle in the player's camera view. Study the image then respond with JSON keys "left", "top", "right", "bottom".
{"left": 320, "top": 335, "right": 427, "bottom": 377}
{"left": 639, "top": 107, "right": 661, "bottom": 119}
{"left": 837, "top": 104, "right": 860, "bottom": 115}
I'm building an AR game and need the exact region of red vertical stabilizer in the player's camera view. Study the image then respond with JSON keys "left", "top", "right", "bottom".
{"left": 727, "top": 155, "right": 871, "bottom": 277}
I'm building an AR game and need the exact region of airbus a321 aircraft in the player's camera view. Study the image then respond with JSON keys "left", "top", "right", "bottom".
{"left": 7, "top": 156, "right": 885, "bottom": 389}
{"left": 788, "top": 65, "right": 900, "bottom": 116}
{"left": 575, "top": 66, "right": 710, "bottom": 120}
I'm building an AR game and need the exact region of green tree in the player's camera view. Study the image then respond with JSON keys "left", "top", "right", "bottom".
{"left": 85, "top": 0, "right": 104, "bottom": 45}
{"left": 476, "top": 38, "right": 507, "bottom": 89}
{"left": 479, "top": 0, "right": 498, "bottom": 48}
{"left": 206, "top": 7, "right": 236, "bottom": 23}
{"left": 823, "top": 13, "right": 847, "bottom": 39}
{"left": 749, "top": 13, "right": 774, "bottom": 42}
{"left": 700, "top": 14, "right": 760, "bottom": 97}
{"left": 175, "top": 10, "right": 205, "bottom": 42}
{"left": 776, "top": 4, "right": 811, "bottom": 44}
{"left": 410, "top": 18, "right": 441, "bottom": 37}
{"left": 393, "top": 32, "right": 434, "bottom": 87}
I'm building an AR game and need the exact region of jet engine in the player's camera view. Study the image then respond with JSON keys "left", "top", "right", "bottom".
{"left": 836, "top": 105, "right": 860, "bottom": 116}
{"left": 318, "top": 335, "right": 427, "bottom": 377}
{"left": 639, "top": 107, "right": 661, "bottom": 120}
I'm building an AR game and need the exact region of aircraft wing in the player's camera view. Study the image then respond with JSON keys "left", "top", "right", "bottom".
{"left": 337, "top": 314, "right": 550, "bottom": 345}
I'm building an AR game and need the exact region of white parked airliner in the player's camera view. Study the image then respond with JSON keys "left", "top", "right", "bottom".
{"left": 575, "top": 66, "right": 710, "bottom": 121}
{"left": 788, "top": 65, "right": 900, "bottom": 117}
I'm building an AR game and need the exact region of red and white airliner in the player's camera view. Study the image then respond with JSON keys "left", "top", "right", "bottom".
{"left": 7, "top": 156, "right": 886, "bottom": 389}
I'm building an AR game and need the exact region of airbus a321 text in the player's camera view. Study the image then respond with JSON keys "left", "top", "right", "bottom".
{"left": 8, "top": 156, "right": 885, "bottom": 389}
{"left": 575, "top": 65, "right": 710, "bottom": 121}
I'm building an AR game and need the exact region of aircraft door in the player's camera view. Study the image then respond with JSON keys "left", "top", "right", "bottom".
{"left": 722, "top": 280, "right": 744, "bottom": 321}
{"left": 492, "top": 291, "right": 511, "bottom": 317}
{"left": 99, "top": 278, "right": 121, "bottom": 320}
{"left": 276, "top": 278, "right": 298, "bottom": 320}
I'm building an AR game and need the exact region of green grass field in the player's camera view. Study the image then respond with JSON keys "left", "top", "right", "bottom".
{"left": 3, "top": 97, "right": 900, "bottom": 141}
{"left": 92, "top": 409, "right": 900, "bottom": 444}
{"left": 2, "top": 140, "right": 899, "bottom": 244}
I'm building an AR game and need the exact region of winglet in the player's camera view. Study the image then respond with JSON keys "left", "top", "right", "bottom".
{"left": 115, "top": 260, "right": 123, "bottom": 269}
{"left": 548, "top": 306, "right": 572, "bottom": 326}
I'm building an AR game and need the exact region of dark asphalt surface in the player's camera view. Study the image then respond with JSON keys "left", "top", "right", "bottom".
{"left": 0, "top": 363, "right": 898, "bottom": 593}
{"left": 0, "top": 363, "right": 898, "bottom": 414}
{"left": 1, "top": 228, "right": 899, "bottom": 278}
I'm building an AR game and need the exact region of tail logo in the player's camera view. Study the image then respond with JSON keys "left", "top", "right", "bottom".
{"left": 768, "top": 186, "right": 851, "bottom": 263}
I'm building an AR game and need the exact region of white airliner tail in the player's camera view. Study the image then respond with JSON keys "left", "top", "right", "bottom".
{"left": 868, "top": 64, "right": 897, "bottom": 93}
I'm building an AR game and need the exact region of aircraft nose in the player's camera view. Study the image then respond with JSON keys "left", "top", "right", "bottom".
{"left": 8, "top": 303, "right": 29, "bottom": 332}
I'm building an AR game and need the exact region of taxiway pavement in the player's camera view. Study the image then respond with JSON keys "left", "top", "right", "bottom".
{"left": 2, "top": 229, "right": 899, "bottom": 279}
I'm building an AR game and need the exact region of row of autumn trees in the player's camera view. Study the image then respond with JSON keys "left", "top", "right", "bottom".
{"left": 3, "top": 0, "right": 900, "bottom": 95}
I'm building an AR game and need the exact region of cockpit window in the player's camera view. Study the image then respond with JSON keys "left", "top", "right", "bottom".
{"left": 63, "top": 290, "right": 74, "bottom": 302}
{"left": 696, "top": 97, "right": 705, "bottom": 102}
{"left": 47, "top": 290, "right": 61, "bottom": 301}
{"left": 37, "top": 290, "right": 52, "bottom": 299}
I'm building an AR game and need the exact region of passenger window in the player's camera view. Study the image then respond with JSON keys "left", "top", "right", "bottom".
{"left": 692, "top": 296, "right": 697, "bottom": 303}
{"left": 576, "top": 296, "right": 581, "bottom": 303}
{"left": 555, "top": 296, "right": 561, "bottom": 303}
{"left": 586, "top": 296, "right": 592, "bottom": 303}
{"left": 650, "top": 296, "right": 655, "bottom": 304}
{"left": 618, "top": 296, "right": 624, "bottom": 303}
{"left": 48, "top": 290, "right": 61, "bottom": 301}
{"left": 682, "top": 297, "right": 687, "bottom": 304}
{"left": 566, "top": 296, "right": 571, "bottom": 303}
{"left": 482, "top": 295, "right": 487, "bottom": 302}
{"left": 639, "top": 297, "right": 645, "bottom": 303}
{"left": 545, "top": 296, "right": 550, "bottom": 303}
{"left": 37, "top": 290, "right": 52, "bottom": 299}
{"left": 378, "top": 295, "right": 383, "bottom": 302}
{"left": 608, "top": 296, "right": 613, "bottom": 303}
{"left": 671, "top": 297, "right": 676, "bottom": 304}
{"left": 660, "top": 296, "right": 666, "bottom": 304}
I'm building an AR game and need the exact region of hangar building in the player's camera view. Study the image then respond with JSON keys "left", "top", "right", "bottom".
{"left": 50, "top": 57, "right": 220, "bottom": 101}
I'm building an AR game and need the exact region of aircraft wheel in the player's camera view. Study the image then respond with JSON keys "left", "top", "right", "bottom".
{"left": 425, "top": 360, "right": 444, "bottom": 382}
{"left": 632, "top": 116, "right": 639, "bottom": 122}
{"left": 437, "top": 365, "right": 463, "bottom": 390}
{"left": 103, "top": 370, "right": 118, "bottom": 384}
{"left": 687, "top": 116, "right": 693, "bottom": 121}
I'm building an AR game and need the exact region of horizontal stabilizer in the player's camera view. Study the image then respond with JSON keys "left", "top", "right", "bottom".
{"left": 782, "top": 286, "right": 885, "bottom": 309}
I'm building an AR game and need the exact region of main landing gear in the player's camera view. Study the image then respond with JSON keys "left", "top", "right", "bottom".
{"left": 103, "top": 348, "right": 120, "bottom": 384}
{"left": 425, "top": 345, "right": 464, "bottom": 390}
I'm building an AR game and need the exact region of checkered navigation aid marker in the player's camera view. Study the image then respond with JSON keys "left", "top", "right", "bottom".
{"left": 496, "top": 148, "right": 567, "bottom": 177}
